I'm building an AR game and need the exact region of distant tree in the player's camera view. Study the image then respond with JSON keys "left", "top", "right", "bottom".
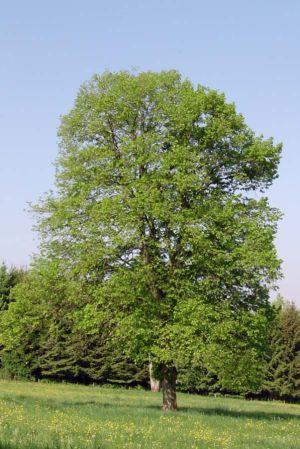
{"left": 0, "top": 264, "right": 27, "bottom": 377}
{"left": 0, "top": 259, "right": 148, "bottom": 385}
{"left": 265, "top": 300, "right": 300, "bottom": 399}
{"left": 0, "top": 264, "right": 26, "bottom": 311}
{"left": 33, "top": 70, "right": 281, "bottom": 410}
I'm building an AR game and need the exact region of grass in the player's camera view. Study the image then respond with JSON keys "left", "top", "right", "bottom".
{"left": 0, "top": 380, "right": 299, "bottom": 449}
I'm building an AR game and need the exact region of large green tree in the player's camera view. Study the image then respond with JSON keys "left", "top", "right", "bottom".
{"left": 34, "top": 70, "right": 281, "bottom": 410}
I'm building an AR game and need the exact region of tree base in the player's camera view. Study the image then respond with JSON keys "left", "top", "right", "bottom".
{"left": 161, "top": 365, "right": 177, "bottom": 411}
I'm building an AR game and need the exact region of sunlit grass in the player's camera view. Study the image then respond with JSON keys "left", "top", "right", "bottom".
{"left": 0, "top": 380, "right": 299, "bottom": 448}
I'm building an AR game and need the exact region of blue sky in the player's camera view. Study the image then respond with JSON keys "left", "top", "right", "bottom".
{"left": 0, "top": 0, "right": 299, "bottom": 302}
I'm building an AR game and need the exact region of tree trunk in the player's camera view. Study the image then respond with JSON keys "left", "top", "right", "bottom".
{"left": 149, "top": 361, "right": 160, "bottom": 392}
{"left": 161, "top": 365, "right": 177, "bottom": 411}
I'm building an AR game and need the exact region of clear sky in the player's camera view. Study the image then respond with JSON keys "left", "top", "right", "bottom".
{"left": 0, "top": 0, "right": 299, "bottom": 302}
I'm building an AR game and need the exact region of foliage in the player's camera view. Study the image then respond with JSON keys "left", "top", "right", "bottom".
{"left": 26, "top": 70, "right": 283, "bottom": 407}
{"left": 0, "top": 259, "right": 148, "bottom": 385}
{"left": 33, "top": 70, "right": 281, "bottom": 402}
{"left": 1, "top": 71, "right": 283, "bottom": 408}
{"left": 1, "top": 263, "right": 299, "bottom": 399}
{"left": 0, "top": 264, "right": 26, "bottom": 311}
{"left": 0, "top": 264, "right": 27, "bottom": 378}
{"left": 264, "top": 300, "right": 300, "bottom": 399}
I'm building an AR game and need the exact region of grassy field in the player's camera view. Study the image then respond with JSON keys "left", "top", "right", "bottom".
{"left": 0, "top": 380, "right": 299, "bottom": 449}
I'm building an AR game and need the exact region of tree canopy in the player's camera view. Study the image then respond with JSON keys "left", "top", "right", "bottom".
{"left": 33, "top": 70, "right": 281, "bottom": 409}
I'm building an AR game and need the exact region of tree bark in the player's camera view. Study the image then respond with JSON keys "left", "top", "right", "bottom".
{"left": 161, "top": 365, "right": 177, "bottom": 411}
{"left": 149, "top": 361, "right": 160, "bottom": 392}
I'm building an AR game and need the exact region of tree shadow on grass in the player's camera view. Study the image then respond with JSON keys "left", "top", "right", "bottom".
{"left": 66, "top": 400, "right": 300, "bottom": 422}
{"left": 3, "top": 393, "right": 300, "bottom": 422}
{"left": 167, "top": 405, "right": 300, "bottom": 421}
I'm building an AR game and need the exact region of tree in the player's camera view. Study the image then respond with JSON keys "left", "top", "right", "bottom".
{"left": 0, "top": 264, "right": 27, "bottom": 376}
{"left": 34, "top": 70, "right": 281, "bottom": 410}
{"left": 0, "top": 259, "right": 148, "bottom": 385}
{"left": 265, "top": 300, "right": 300, "bottom": 399}
{"left": 0, "top": 264, "right": 25, "bottom": 311}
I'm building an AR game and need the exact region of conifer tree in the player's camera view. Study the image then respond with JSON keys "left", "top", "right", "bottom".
{"left": 0, "top": 259, "right": 148, "bottom": 385}
{"left": 266, "top": 300, "right": 300, "bottom": 399}
{"left": 0, "top": 264, "right": 25, "bottom": 311}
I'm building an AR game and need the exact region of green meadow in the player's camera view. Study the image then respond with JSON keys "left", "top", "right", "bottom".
{"left": 0, "top": 380, "right": 299, "bottom": 449}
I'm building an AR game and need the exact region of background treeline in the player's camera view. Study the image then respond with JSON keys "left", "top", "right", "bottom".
{"left": 0, "top": 262, "right": 299, "bottom": 401}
